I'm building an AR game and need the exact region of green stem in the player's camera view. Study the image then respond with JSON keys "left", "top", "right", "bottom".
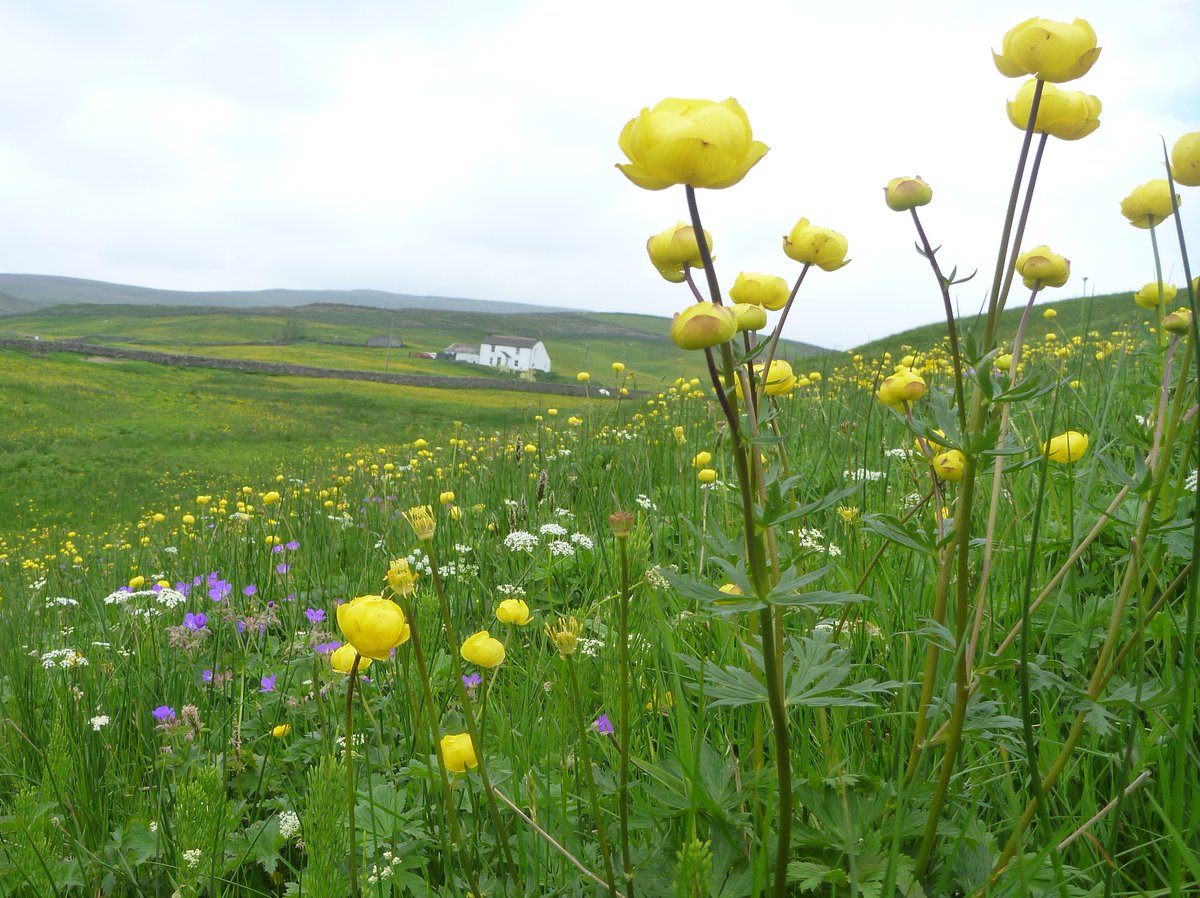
{"left": 566, "top": 656, "right": 618, "bottom": 897}
{"left": 425, "top": 537, "right": 519, "bottom": 884}
{"left": 617, "top": 535, "right": 634, "bottom": 896}
{"left": 909, "top": 207, "right": 967, "bottom": 431}
{"left": 1149, "top": 220, "right": 1167, "bottom": 350}
{"left": 345, "top": 654, "right": 361, "bottom": 898}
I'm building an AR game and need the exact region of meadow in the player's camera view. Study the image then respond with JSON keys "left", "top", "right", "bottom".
{"left": 1, "top": 14, "right": 1199, "bottom": 898}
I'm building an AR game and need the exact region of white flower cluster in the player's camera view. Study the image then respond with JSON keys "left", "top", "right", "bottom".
{"left": 554, "top": 508, "right": 575, "bottom": 519}
{"left": 156, "top": 588, "right": 187, "bottom": 609}
{"left": 571, "top": 533, "right": 594, "bottom": 550}
{"left": 792, "top": 528, "right": 843, "bottom": 557}
{"left": 183, "top": 848, "right": 203, "bottom": 869}
{"left": 39, "top": 647, "right": 89, "bottom": 669}
{"left": 504, "top": 531, "right": 539, "bottom": 553}
{"left": 90, "top": 714, "right": 110, "bottom": 731}
{"left": 278, "top": 810, "right": 301, "bottom": 841}
{"left": 367, "top": 849, "right": 403, "bottom": 885}
{"left": 885, "top": 447, "right": 911, "bottom": 459}
{"left": 46, "top": 596, "right": 79, "bottom": 608}
{"left": 636, "top": 494, "right": 657, "bottom": 511}
{"left": 1186, "top": 469, "right": 1198, "bottom": 492}
{"left": 548, "top": 540, "right": 574, "bottom": 557}
{"left": 844, "top": 468, "right": 884, "bottom": 482}
{"left": 539, "top": 523, "right": 568, "bottom": 538}
{"left": 496, "top": 583, "right": 526, "bottom": 598}
{"left": 576, "top": 636, "right": 605, "bottom": 658}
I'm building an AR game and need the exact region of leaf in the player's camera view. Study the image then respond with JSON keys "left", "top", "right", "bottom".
{"left": 782, "top": 632, "right": 901, "bottom": 709}
{"left": 676, "top": 652, "right": 768, "bottom": 709}
{"left": 662, "top": 567, "right": 761, "bottom": 613}
{"left": 863, "top": 513, "right": 936, "bottom": 556}
{"left": 766, "top": 481, "right": 864, "bottom": 528}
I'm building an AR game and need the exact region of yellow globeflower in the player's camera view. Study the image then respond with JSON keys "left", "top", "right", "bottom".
{"left": 783, "top": 218, "right": 850, "bottom": 272}
{"left": 691, "top": 451, "right": 713, "bottom": 468}
{"left": 1043, "top": 431, "right": 1089, "bottom": 463}
{"left": 1133, "top": 282, "right": 1177, "bottom": 310}
{"left": 732, "top": 302, "right": 768, "bottom": 333}
{"left": 1006, "top": 80, "right": 1101, "bottom": 141}
{"left": 1015, "top": 245, "right": 1070, "bottom": 290}
{"left": 932, "top": 450, "right": 966, "bottom": 482}
{"left": 697, "top": 468, "right": 718, "bottom": 484}
{"left": 616, "top": 97, "right": 769, "bottom": 191}
{"left": 729, "top": 271, "right": 790, "bottom": 311}
{"left": 1120, "top": 180, "right": 1180, "bottom": 229}
{"left": 576, "top": 371, "right": 590, "bottom": 383}
{"left": 404, "top": 505, "right": 435, "bottom": 540}
{"left": 993, "top": 17, "right": 1100, "bottom": 83}
{"left": 646, "top": 222, "right": 712, "bottom": 283}
{"left": 612, "top": 361, "right": 625, "bottom": 374}
{"left": 330, "top": 643, "right": 372, "bottom": 674}
{"left": 1043, "top": 308, "right": 1057, "bottom": 319}
{"left": 460, "top": 630, "right": 505, "bottom": 668}
{"left": 876, "top": 369, "right": 926, "bottom": 410}
{"left": 129, "top": 575, "right": 145, "bottom": 589}
{"left": 669, "top": 302, "right": 736, "bottom": 351}
{"left": 1163, "top": 308, "right": 1193, "bottom": 335}
{"left": 440, "top": 733, "right": 478, "bottom": 773}
{"left": 262, "top": 490, "right": 281, "bottom": 505}
{"left": 496, "top": 599, "right": 533, "bottom": 626}
{"left": 336, "top": 595, "right": 410, "bottom": 661}
{"left": 883, "top": 176, "right": 933, "bottom": 211}
{"left": 271, "top": 724, "right": 291, "bottom": 738}
{"left": 1171, "top": 132, "right": 1200, "bottom": 187}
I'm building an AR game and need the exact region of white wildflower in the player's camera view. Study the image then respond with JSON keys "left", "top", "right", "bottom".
{"left": 636, "top": 494, "right": 657, "bottom": 511}
{"left": 548, "top": 540, "right": 575, "bottom": 557}
{"left": 539, "top": 523, "right": 568, "bottom": 537}
{"left": 844, "top": 468, "right": 884, "bottom": 482}
{"left": 183, "top": 848, "right": 203, "bottom": 869}
{"left": 497, "top": 584, "right": 526, "bottom": 598}
{"left": 155, "top": 588, "right": 187, "bottom": 609}
{"left": 570, "top": 533, "right": 594, "bottom": 550}
{"left": 504, "top": 531, "right": 539, "bottom": 553}
{"left": 46, "top": 596, "right": 78, "bottom": 608}
{"left": 90, "top": 714, "right": 110, "bottom": 731}
{"left": 278, "top": 810, "right": 301, "bottom": 841}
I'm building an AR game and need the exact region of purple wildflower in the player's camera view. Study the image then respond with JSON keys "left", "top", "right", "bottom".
{"left": 594, "top": 714, "right": 614, "bottom": 735}
{"left": 153, "top": 705, "right": 175, "bottom": 721}
{"left": 271, "top": 544, "right": 285, "bottom": 554}
{"left": 183, "top": 612, "right": 207, "bottom": 630}
{"left": 463, "top": 673, "right": 482, "bottom": 688}
{"left": 314, "top": 640, "right": 341, "bottom": 654}
{"left": 243, "top": 584, "right": 257, "bottom": 597}
{"left": 201, "top": 670, "right": 213, "bottom": 683}
{"left": 304, "top": 608, "right": 325, "bottom": 624}
{"left": 260, "top": 675, "right": 276, "bottom": 693}
{"left": 208, "top": 579, "right": 232, "bottom": 602}
{"left": 285, "top": 540, "right": 300, "bottom": 550}
{"left": 275, "top": 563, "right": 289, "bottom": 575}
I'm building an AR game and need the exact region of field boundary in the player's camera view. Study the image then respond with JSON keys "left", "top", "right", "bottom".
{"left": 0, "top": 338, "right": 621, "bottom": 398}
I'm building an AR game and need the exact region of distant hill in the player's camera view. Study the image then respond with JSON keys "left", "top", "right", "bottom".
{"left": 0, "top": 273, "right": 574, "bottom": 316}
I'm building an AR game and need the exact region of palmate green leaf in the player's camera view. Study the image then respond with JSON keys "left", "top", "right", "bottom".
{"left": 661, "top": 566, "right": 755, "bottom": 612}
{"left": 677, "top": 631, "right": 900, "bottom": 710}
{"left": 788, "top": 860, "right": 846, "bottom": 891}
{"left": 766, "top": 480, "right": 863, "bottom": 528}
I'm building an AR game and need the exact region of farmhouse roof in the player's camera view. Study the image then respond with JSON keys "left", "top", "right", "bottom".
{"left": 445, "top": 342, "right": 479, "bottom": 353}
{"left": 483, "top": 335, "right": 540, "bottom": 349}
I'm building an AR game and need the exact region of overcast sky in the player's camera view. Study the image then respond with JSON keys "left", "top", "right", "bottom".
{"left": 1, "top": 0, "right": 1196, "bottom": 349}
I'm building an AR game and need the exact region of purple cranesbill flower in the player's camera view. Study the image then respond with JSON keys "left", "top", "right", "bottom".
{"left": 183, "top": 612, "right": 207, "bottom": 630}
{"left": 314, "top": 640, "right": 341, "bottom": 654}
{"left": 201, "top": 670, "right": 213, "bottom": 683}
{"left": 151, "top": 582, "right": 163, "bottom": 593}
{"left": 304, "top": 608, "right": 325, "bottom": 624}
{"left": 236, "top": 620, "right": 247, "bottom": 634}
{"left": 594, "top": 713, "right": 614, "bottom": 735}
{"left": 260, "top": 675, "right": 276, "bottom": 692}
{"left": 193, "top": 575, "right": 204, "bottom": 586}
{"left": 271, "top": 544, "right": 285, "bottom": 554}
{"left": 285, "top": 540, "right": 300, "bottom": 551}
{"left": 174, "top": 581, "right": 190, "bottom": 595}
{"left": 275, "top": 563, "right": 289, "bottom": 575}
{"left": 463, "top": 673, "right": 482, "bottom": 688}
{"left": 153, "top": 705, "right": 175, "bottom": 721}
{"left": 243, "top": 584, "right": 257, "bottom": 597}
{"left": 208, "top": 579, "right": 232, "bottom": 602}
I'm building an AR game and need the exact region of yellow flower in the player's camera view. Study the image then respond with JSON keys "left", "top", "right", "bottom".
{"left": 1120, "top": 180, "right": 1181, "bottom": 229}
{"left": 729, "top": 272, "right": 790, "bottom": 311}
{"left": 1015, "top": 245, "right": 1070, "bottom": 290}
{"left": 616, "top": 97, "right": 769, "bottom": 191}
{"left": 439, "top": 491, "right": 455, "bottom": 504}
{"left": 385, "top": 558, "right": 418, "bottom": 597}
{"left": 461, "top": 630, "right": 505, "bottom": 667}
{"left": 783, "top": 218, "right": 849, "bottom": 272}
{"left": 993, "top": 17, "right": 1100, "bottom": 83}
{"left": 440, "top": 732, "right": 478, "bottom": 773}
{"left": 1133, "top": 282, "right": 1177, "bottom": 310}
{"left": 271, "top": 724, "right": 291, "bottom": 738}
{"left": 129, "top": 575, "right": 145, "bottom": 589}
{"left": 646, "top": 223, "right": 712, "bottom": 283}
{"left": 883, "top": 176, "right": 933, "bottom": 211}
{"left": 404, "top": 505, "right": 435, "bottom": 540}
{"left": 1042, "top": 430, "right": 1089, "bottom": 463}
{"left": 932, "top": 449, "right": 966, "bottom": 482}
{"left": 731, "top": 303, "right": 768, "bottom": 333}
{"left": 496, "top": 599, "right": 532, "bottom": 626}
{"left": 195, "top": 495, "right": 211, "bottom": 505}
{"left": 330, "top": 643, "right": 372, "bottom": 674}
{"left": 336, "top": 594, "right": 410, "bottom": 661}
{"left": 996, "top": 353, "right": 1013, "bottom": 371}
{"left": 669, "top": 302, "right": 736, "bottom": 351}
{"left": 836, "top": 506, "right": 860, "bottom": 524}
{"left": 545, "top": 616, "right": 582, "bottom": 657}
{"left": 876, "top": 369, "right": 926, "bottom": 410}
{"left": 691, "top": 451, "right": 713, "bottom": 468}
{"left": 1006, "top": 80, "right": 1101, "bottom": 140}
{"left": 576, "top": 371, "right": 590, "bottom": 383}
{"left": 612, "top": 361, "right": 625, "bottom": 374}
{"left": 697, "top": 468, "right": 718, "bottom": 484}
{"left": 1042, "top": 308, "right": 1057, "bottom": 319}
{"left": 1171, "top": 132, "right": 1200, "bottom": 187}
{"left": 262, "top": 490, "right": 281, "bottom": 505}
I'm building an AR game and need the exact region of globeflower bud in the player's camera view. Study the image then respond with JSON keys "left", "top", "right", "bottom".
{"left": 932, "top": 449, "right": 965, "bottom": 482}
{"left": 732, "top": 302, "right": 768, "bottom": 332}
{"left": 883, "top": 176, "right": 933, "bottom": 211}
{"left": 1015, "top": 245, "right": 1070, "bottom": 290}
{"left": 669, "top": 302, "right": 736, "bottom": 351}
{"left": 729, "top": 272, "right": 790, "bottom": 311}
{"left": 1133, "top": 282, "right": 1177, "bottom": 310}
{"left": 1042, "top": 430, "right": 1089, "bottom": 463}
{"left": 1171, "top": 132, "right": 1200, "bottom": 187}
{"left": 1120, "top": 180, "right": 1180, "bottom": 229}
{"left": 646, "top": 223, "right": 713, "bottom": 283}
{"left": 996, "top": 353, "right": 1013, "bottom": 372}
{"left": 993, "top": 17, "right": 1100, "bottom": 83}
{"left": 1163, "top": 308, "right": 1192, "bottom": 335}
{"left": 439, "top": 732, "right": 478, "bottom": 773}
{"left": 783, "top": 218, "right": 850, "bottom": 271}
{"left": 330, "top": 643, "right": 372, "bottom": 674}
{"left": 607, "top": 511, "right": 634, "bottom": 539}
{"left": 1007, "top": 80, "right": 1101, "bottom": 141}
{"left": 691, "top": 451, "right": 713, "bottom": 468}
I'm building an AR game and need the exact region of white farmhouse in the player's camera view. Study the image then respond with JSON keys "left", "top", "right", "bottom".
{"left": 445, "top": 335, "right": 551, "bottom": 373}
{"left": 444, "top": 342, "right": 480, "bottom": 365}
